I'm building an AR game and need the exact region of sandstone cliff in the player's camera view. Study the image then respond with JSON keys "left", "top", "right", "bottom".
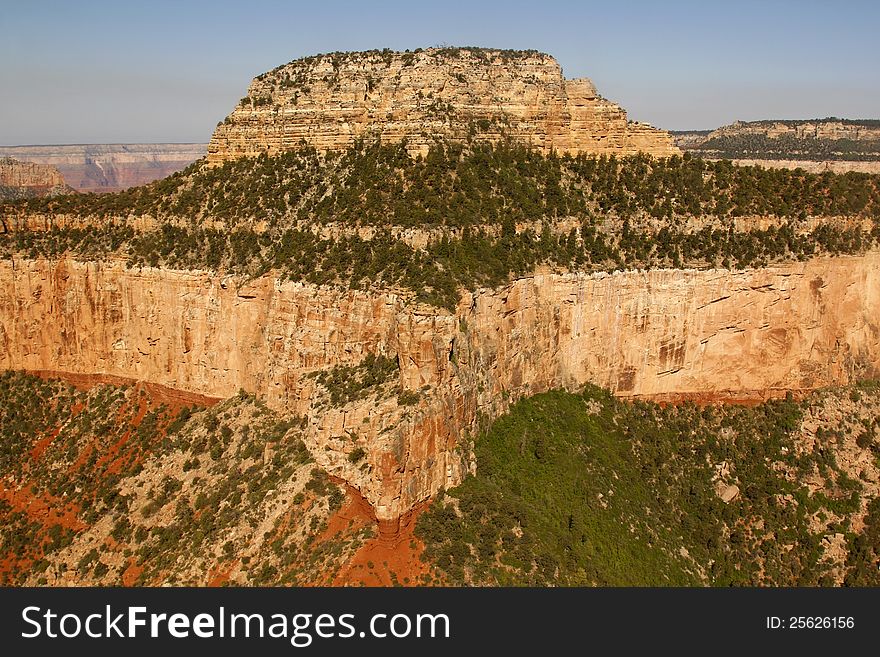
{"left": 706, "top": 119, "right": 880, "bottom": 143}
{"left": 2, "top": 253, "right": 878, "bottom": 518}
{"left": 721, "top": 159, "right": 880, "bottom": 175}
{"left": 676, "top": 118, "right": 880, "bottom": 166}
{"left": 0, "top": 144, "right": 207, "bottom": 193}
{"left": 207, "top": 48, "right": 679, "bottom": 162}
{"left": 0, "top": 157, "right": 72, "bottom": 200}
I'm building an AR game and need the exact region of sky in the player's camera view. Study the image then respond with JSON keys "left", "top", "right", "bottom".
{"left": 1, "top": 0, "right": 878, "bottom": 145}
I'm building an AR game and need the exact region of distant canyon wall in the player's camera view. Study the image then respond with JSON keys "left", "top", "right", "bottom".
{"left": 724, "top": 159, "right": 880, "bottom": 175}
{"left": 0, "top": 158, "right": 72, "bottom": 200}
{"left": 674, "top": 118, "right": 880, "bottom": 171}
{"left": 709, "top": 120, "right": 880, "bottom": 143}
{"left": 0, "top": 144, "right": 206, "bottom": 193}
{"left": 2, "top": 254, "right": 879, "bottom": 517}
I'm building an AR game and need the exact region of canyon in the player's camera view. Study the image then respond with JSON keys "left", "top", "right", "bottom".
{"left": 207, "top": 48, "right": 678, "bottom": 162}
{"left": 2, "top": 252, "right": 879, "bottom": 519}
{"left": 0, "top": 144, "right": 206, "bottom": 193}
{"left": 0, "top": 158, "right": 72, "bottom": 200}
{"left": 2, "top": 47, "right": 879, "bottom": 564}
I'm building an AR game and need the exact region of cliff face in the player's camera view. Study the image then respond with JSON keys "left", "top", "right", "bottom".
{"left": 0, "top": 158, "right": 72, "bottom": 200}
{"left": 708, "top": 119, "right": 880, "bottom": 143}
{"left": 207, "top": 48, "right": 678, "bottom": 162}
{"left": 0, "top": 144, "right": 206, "bottom": 193}
{"left": 2, "top": 253, "right": 879, "bottom": 518}
{"left": 716, "top": 159, "right": 880, "bottom": 175}
{"left": 677, "top": 118, "right": 880, "bottom": 166}
{"left": 459, "top": 257, "right": 880, "bottom": 403}
{"left": 0, "top": 259, "right": 462, "bottom": 519}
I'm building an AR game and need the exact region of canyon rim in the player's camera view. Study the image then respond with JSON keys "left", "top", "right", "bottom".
{"left": 2, "top": 47, "right": 880, "bottom": 587}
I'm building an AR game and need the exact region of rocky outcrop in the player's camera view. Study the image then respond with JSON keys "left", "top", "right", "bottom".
{"left": 2, "top": 253, "right": 879, "bottom": 518}
{"left": 676, "top": 118, "right": 880, "bottom": 165}
{"left": 723, "top": 159, "right": 880, "bottom": 174}
{"left": 671, "top": 130, "right": 711, "bottom": 149}
{"left": 705, "top": 119, "right": 880, "bottom": 144}
{"left": 0, "top": 144, "right": 206, "bottom": 193}
{"left": 0, "top": 258, "right": 460, "bottom": 519}
{"left": 0, "top": 158, "right": 72, "bottom": 200}
{"left": 207, "top": 48, "right": 679, "bottom": 162}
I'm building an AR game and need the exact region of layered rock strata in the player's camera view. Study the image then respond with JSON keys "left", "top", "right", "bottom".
{"left": 724, "top": 159, "right": 880, "bottom": 175}
{"left": 2, "top": 253, "right": 879, "bottom": 518}
{"left": 0, "top": 158, "right": 72, "bottom": 199}
{"left": 706, "top": 119, "right": 880, "bottom": 143}
{"left": 675, "top": 119, "right": 880, "bottom": 169}
{"left": 0, "top": 144, "right": 207, "bottom": 193}
{"left": 207, "top": 48, "right": 678, "bottom": 162}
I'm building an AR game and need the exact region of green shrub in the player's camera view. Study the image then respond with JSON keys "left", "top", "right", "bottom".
{"left": 347, "top": 447, "right": 366, "bottom": 463}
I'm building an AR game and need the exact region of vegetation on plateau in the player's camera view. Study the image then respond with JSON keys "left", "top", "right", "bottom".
{"left": 3, "top": 140, "right": 880, "bottom": 309}
{"left": 416, "top": 384, "right": 880, "bottom": 586}
{"left": 683, "top": 119, "right": 880, "bottom": 161}
{"left": 691, "top": 134, "right": 880, "bottom": 162}
{"left": 0, "top": 185, "right": 48, "bottom": 202}
{"left": 259, "top": 46, "right": 545, "bottom": 83}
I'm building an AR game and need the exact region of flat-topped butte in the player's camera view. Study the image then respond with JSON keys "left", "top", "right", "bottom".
{"left": 207, "top": 47, "right": 679, "bottom": 162}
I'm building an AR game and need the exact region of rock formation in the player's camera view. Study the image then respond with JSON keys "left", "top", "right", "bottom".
{"left": 705, "top": 119, "right": 880, "bottom": 143}
{"left": 0, "top": 157, "right": 72, "bottom": 200}
{"left": 0, "top": 144, "right": 207, "bottom": 193}
{"left": 705, "top": 159, "right": 880, "bottom": 175}
{"left": 2, "top": 253, "right": 878, "bottom": 518}
{"left": 207, "top": 48, "right": 679, "bottom": 162}
{"left": 4, "top": 51, "right": 877, "bottom": 526}
{"left": 675, "top": 118, "right": 880, "bottom": 172}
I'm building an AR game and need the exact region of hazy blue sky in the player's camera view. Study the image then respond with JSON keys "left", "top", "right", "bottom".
{"left": 1, "top": 0, "right": 878, "bottom": 144}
